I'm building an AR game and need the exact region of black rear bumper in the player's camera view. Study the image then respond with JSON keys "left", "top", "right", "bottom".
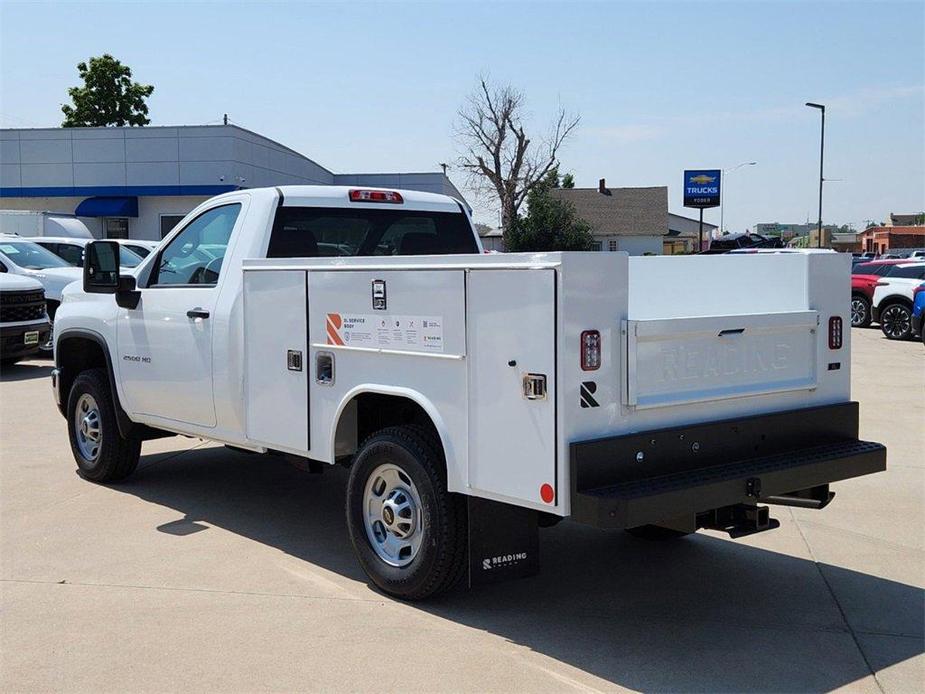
{"left": 569, "top": 402, "right": 886, "bottom": 529}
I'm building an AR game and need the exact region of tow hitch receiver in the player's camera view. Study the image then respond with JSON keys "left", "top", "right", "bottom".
{"left": 698, "top": 504, "right": 780, "bottom": 539}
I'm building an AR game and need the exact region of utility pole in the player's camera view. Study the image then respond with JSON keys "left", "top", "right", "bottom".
{"left": 805, "top": 102, "right": 825, "bottom": 248}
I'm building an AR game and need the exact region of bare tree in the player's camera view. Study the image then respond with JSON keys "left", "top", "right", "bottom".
{"left": 456, "top": 77, "right": 579, "bottom": 230}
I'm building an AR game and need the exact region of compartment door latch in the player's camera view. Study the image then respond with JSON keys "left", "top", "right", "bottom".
{"left": 522, "top": 373, "right": 547, "bottom": 401}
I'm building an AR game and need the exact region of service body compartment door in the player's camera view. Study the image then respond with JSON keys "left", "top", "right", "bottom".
{"left": 624, "top": 310, "right": 818, "bottom": 410}
{"left": 467, "top": 269, "right": 557, "bottom": 508}
{"left": 243, "top": 270, "right": 308, "bottom": 452}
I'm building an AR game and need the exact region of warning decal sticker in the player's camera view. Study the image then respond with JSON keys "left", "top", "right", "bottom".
{"left": 326, "top": 313, "right": 444, "bottom": 353}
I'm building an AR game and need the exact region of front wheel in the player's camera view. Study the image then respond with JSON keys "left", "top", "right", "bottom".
{"left": 879, "top": 303, "right": 913, "bottom": 340}
{"left": 346, "top": 426, "right": 466, "bottom": 600}
{"left": 850, "top": 295, "right": 871, "bottom": 328}
{"left": 67, "top": 368, "right": 141, "bottom": 482}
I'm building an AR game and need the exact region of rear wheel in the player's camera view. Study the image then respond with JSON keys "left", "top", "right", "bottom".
{"left": 879, "top": 303, "right": 913, "bottom": 340}
{"left": 67, "top": 368, "right": 141, "bottom": 482}
{"left": 850, "top": 295, "right": 871, "bottom": 328}
{"left": 346, "top": 425, "right": 466, "bottom": 600}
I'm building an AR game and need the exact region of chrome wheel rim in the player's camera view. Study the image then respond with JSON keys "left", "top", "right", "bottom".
{"left": 363, "top": 463, "right": 424, "bottom": 567}
{"left": 882, "top": 306, "right": 910, "bottom": 339}
{"left": 850, "top": 298, "right": 867, "bottom": 326}
{"left": 74, "top": 393, "right": 101, "bottom": 461}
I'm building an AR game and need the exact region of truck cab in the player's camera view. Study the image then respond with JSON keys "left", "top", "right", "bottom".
{"left": 52, "top": 186, "right": 886, "bottom": 600}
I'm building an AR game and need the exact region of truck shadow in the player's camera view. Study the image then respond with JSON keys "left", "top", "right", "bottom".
{"left": 0, "top": 360, "right": 53, "bottom": 382}
{"left": 118, "top": 445, "right": 923, "bottom": 692}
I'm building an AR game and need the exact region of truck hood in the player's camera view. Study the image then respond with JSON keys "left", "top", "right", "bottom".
{"left": 0, "top": 273, "right": 44, "bottom": 291}
{"left": 19, "top": 266, "right": 82, "bottom": 301}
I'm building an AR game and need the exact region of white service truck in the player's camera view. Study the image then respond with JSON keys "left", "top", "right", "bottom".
{"left": 52, "top": 186, "right": 886, "bottom": 600}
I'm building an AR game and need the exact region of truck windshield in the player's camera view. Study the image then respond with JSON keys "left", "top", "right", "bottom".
{"left": 0, "top": 241, "right": 71, "bottom": 269}
{"left": 267, "top": 208, "right": 478, "bottom": 258}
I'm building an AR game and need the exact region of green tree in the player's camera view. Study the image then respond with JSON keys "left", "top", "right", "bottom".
{"left": 505, "top": 175, "right": 595, "bottom": 252}
{"left": 561, "top": 172, "right": 575, "bottom": 188}
{"left": 61, "top": 54, "right": 154, "bottom": 127}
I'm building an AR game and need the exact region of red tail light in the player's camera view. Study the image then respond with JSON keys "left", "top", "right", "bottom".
{"left": 828, "top": 316, "right": 843, "bottom": 350}
{"left": 349, "top": 189, "right": 403, "bottom": 204}
{"left": 580, "top": 330, "right": 601, "bottom": 370}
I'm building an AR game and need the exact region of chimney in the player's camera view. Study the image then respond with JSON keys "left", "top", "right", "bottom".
{"left": 598, "top": 178, "right": 606, "bottom": 194}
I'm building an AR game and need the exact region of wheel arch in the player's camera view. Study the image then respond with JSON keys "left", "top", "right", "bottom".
{"left": 331, "top": 386, "right": 455, "bottom": 471}
{"left": 55, "top": 329, "right": 134, "bottom": 437}
{"left": 880, "top": 294, "right": 914, "bottom": 309}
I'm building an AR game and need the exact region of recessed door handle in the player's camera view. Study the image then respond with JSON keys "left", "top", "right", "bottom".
{"left": 187, "top": 308, "right": 210, "bottom": 319}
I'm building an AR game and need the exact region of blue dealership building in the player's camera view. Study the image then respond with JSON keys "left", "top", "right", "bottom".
{"left": 0, "top": 124, "right": 467, "bottom": 240}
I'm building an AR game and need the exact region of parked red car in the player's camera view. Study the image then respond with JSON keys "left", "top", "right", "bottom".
{"left": 851, "top": 259, "right": 911, "bottom": 328}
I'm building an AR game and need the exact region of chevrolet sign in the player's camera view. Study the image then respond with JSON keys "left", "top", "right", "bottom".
{"left": 684, "top": 169, "right": 721, "bottom": 208}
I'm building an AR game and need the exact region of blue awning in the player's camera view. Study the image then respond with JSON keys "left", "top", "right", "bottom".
{"left": 75, "top": 196, "right": 139, "bottom": 218}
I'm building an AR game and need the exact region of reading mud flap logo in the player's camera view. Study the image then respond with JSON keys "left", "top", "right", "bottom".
{"left": 482, "top": 552, "right": 528, "bottom": 570}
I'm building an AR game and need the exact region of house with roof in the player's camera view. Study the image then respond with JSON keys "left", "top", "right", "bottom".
{"left": 857, "top": 225, "right": 925, "bottom": 255}
{"left": 548, "top": 179, "right": 668, "bottom": 255}
{"left": 666, "top": 212, "right": 718, "bottom": 254}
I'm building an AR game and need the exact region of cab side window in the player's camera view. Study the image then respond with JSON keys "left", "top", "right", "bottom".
{"left": 150, "top": 204, "right": 241, "bottom": 287}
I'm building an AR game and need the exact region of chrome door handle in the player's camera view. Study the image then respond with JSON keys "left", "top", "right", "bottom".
{"left": 187, "top": 308, "right": 210, "bottom": 319}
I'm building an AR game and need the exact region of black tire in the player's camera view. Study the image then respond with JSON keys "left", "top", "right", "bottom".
{"left": 879, "top": 303, "right": 913, "bottom": 340}
{"left": 626, "top": 525, "right": 692, "bottom": 541}
{"left": 67, "top": 368, "right": 140, "bottom": 482}
{"left": 346, "top": 425, "right": 466, "bottom": 600}
{"left": 850, "top": 295, "right": 871, "bottom": 328}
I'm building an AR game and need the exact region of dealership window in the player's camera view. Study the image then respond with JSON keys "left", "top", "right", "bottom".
{"left": 105, "top": 218, "right": 129, "bottom": 239}
{"left": 608, "top": 239, "right": 618, "bottom": 252}
{"left": 590, "top": 241, "right": 602, "bottom": 251}
{"left": 160, "top": 214, "right": 186, "bottom": 239}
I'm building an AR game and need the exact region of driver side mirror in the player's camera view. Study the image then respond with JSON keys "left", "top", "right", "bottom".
{"left": 84, "top": 241, "right": 140, "bottom": 309}
{"left": 83, "top": 241, "right": 120, "bottom": 293}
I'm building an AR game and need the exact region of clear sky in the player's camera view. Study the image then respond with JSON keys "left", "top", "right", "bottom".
{"left": 1, "top": 1, "right": 923, "bottom": 231}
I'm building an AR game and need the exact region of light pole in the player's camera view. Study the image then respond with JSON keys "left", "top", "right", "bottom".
{"left": 719, "top": 161, "right": 757, "bottom": 234}
{"left": 806, "top": 102, "right": 825, "bottom": 248}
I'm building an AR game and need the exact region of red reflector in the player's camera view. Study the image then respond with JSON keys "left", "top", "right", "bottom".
{"left": 348, "top": 189, "right": 404, "bottom": 204}
{"left": 540, "top": 483, "right": 555, "bottom": 504}
{"left": 580, "top": 330, "right": 601, "bottom": 371}
{"left": 828, "top": 316, "right": 843, "bottom": 349}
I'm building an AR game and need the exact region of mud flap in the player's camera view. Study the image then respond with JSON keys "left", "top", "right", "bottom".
{"left": 467, "top": 497, "right": 539, "bottom": 587}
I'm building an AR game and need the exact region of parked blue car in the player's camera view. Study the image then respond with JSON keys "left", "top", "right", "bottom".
{"left": 912, "top": 282, "right": 925, "bottom": 345}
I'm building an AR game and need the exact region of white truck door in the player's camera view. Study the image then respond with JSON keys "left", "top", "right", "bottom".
{"left": 116, "top": 203, "right": 243, "bottom": 427}
{"left": 467, "top": 269, "right": 557, "bottom": 508}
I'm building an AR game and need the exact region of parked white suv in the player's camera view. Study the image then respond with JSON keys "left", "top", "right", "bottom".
{"left": 871, "top": 262, "right": 925, "bottom": 339}
{"left": 0, "top": 235, "right": 82, "bottom": 351}
{"left": 0, "top": 273, "right": 50, "bottom": 366}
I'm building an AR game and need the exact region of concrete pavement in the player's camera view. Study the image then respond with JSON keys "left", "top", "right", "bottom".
{"left": 1, "top": 328, "right": 922, "bottom": 692}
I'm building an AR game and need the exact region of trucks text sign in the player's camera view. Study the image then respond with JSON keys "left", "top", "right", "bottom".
{"left": 683, "top": 169, "right": 721, "bottom": 209}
